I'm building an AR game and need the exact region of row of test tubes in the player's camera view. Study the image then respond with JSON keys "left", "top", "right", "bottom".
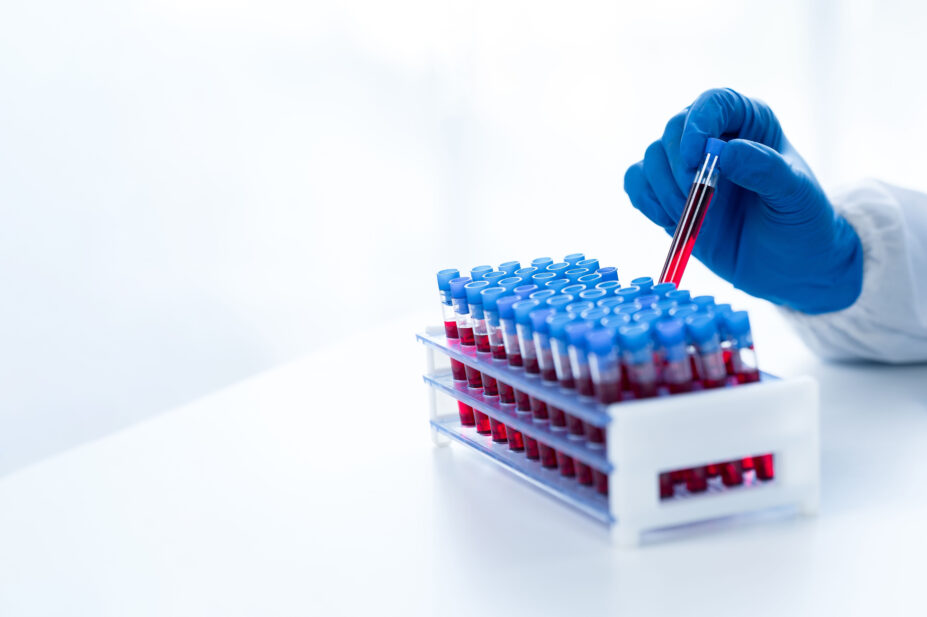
{"left": 435, "top": 253, "right": 771, "bottom": 498}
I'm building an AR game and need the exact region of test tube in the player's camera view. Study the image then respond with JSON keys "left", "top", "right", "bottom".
{"left": 577, "top": 273, "right": 603, "bottom": 289}
{"left": 465, "top": 281, "right": 492, "bottom": 435}
{"left": 651, "top": 282, "right": 677, "bottom": 298}
{"left": 631, "top": 276, "right": 654, "bottom": 293}
{"left": 659, "top": 138, "right": 726, "bottom": 287}
{"left": 564, "top": 268, "right": 591, "bottom": 284}
{"left": 619, "top": 323, "right": 658, "bottom": 399}
{"left": 481, "top": 287, "right": 510, "bottom": 443}
{"left": 547, "top": 262, "right": 571, "bottom": 278}
{"left": 575, "top": 258, "right": 600, "bottom": 273}
{"left": 497, "top": 296, "right": 526, "bottom": 451}
{"left": 512, "top": 299, "right": 543, "bottom": 461}
{"left": 550, "top": 313, "right": 592, "bottom": 484}
{"left": 545, "top": 279, "right": 571, "bottom": 293}
{"left": 531, "top": 256, "right": 553, "bottom": 270}
{"left": 530, "top": 306, "right": 559, "bottom": 469}
{"left": 499, "top": 260, "right": 521, "bottom": 276}
{"left": 586, "top": 328, "right": 621, "bottom": 404}
{"left": 565, "top": 322, "right": 594, "bottom": 397}
{"left": 470, "top": 265, "right": 493, "bottom": 281}
{"left": 595, "top": 281, "right": 621, "bottom": 296}
{"left": 686, "top": 314, "right": 727, "bottom": 389}
{"left": 655, "top": 319, "right": 693, "bottom": 394}
{"left": 436, "top": 269, "right": 467, "bottom": 382}
{"left": 449, "top": 277, "right": 483, "bottom": 391}
{"left": 724, "top": 311, "right": 760, "bottom": 383}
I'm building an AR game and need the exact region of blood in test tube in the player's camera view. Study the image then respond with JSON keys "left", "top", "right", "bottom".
{"left": 436, "top": 268, "right": 467, "bottom": 382}
{"left": 548, "top": 313, "right": 589, "bottom": 482}
{"left": 725, "top": 311, "right": 761, "bottom": 383}
{"left": 706, "top": 464, "right": 720, "bottom": 478}
{"left": 481, "top": 286, "right": 509, "bottom": 402}
{"left": 563, "top": 252, "right": 585, "bottom": 267}
{"left": 565, "top": 322, "right": 594, "bottom": 397}
{"left": 585, "top": 328, "right": 619, "bottom": 495}
{"left": 658, "top": 138, "right": 725, "bottom": 288}
{"left": 498, "top": 295, "right": 527, "bottom": 452}
{"left": 450, "top": 277, "right": 483, "bottom": 391}
{"left": 687, "top": 314, "right": 728, "bottom": 389}
{"left": 655, "top": 319, "right": 693, "bottom": 394}
{"left": 619, "top": 323, "right": 658, "bottom": 399}
{"left": 686, "top": 465, "right": 708, "bottom": 493}
{"left": 513, "top": 299, "right": 546, "bottom": 461}
{"left": 720, "top": 458, "right": 744, "bottom": 487}
{"left": 754, "top": 454, "right": 775, "bottom": 480}
{"left": 464, "top": 280, "right": 492, "bottom": 435}
{"left": 660, "top": 473, "right": 674, "bottom": 499}
{"left": 531, "top": 307, "right": 559, "bottom": 469}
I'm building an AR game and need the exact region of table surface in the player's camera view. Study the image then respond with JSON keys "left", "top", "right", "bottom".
{"left": 2, "top": 309, "right": 926, "bottom": 617}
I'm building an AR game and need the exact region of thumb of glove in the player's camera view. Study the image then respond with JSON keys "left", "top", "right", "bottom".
{"left": 719, "top": 139, "right": 816, "bottom": 218}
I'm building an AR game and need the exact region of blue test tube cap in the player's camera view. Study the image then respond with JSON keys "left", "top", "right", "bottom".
{"left": 529, "top": 307, "right": 556, "bottom": 334}
{"left": 580, "top": 306, "right": 609, "bottom": 326}
{"left": 578, "top": 273, "right": 603, "bottom": 288}
{"left": 482, "top": 271, "right": 507, "bottom": 287}
{"left": 547, "top": 262, "right": 571, "bottom": 277}
{"left": 615, "top": 286, "right": 641, "bottom": 302}
{"left": 497, "top": 295, "right": 519, "bottom": 320}
{"left": 631, "top": 276, "right": 654, "bottom": 291}
{"left": 545, "top": 279, "right": 570, "bottom": 293}
{"left": 564, "top": 268, "right": 590, "bottom": 283}
{"left": 513, "top": 284, "right": 538, "bottom": 299}
{"left": 655, "top": 318, "right": 685, "bottom": 347}
{"left": 724, "top": 310, "right": 752, "bottom": 336}
{"left": 480, "top": 286, "right": 507, "bottom": 311}
{"left": 498, "top": 276, "right": 523, "bottom": 293}
{"left": 595, "top": 280, "right": 621, "bottom": 296}
{"left": 693, "top": 295, "right": 715, "bottom": 312}
{"left": 596, "top": 266, "right": 618, "bottom": 282}
{"left": 601, "top": 312, "right": 631, "bottom": 334}
{"left": 449, "top": 276, "right": 471, "bottom": 299}
{"left": 546, "top": 295, "right": 574, "bottom": 312}
{"left": 652, "top": 282, "right": 676, "bottom": 298}
{"left": 686, "top": 313, "right": 719, "bottom": 344}
{"left": 532, "top": 271, "right": 557, "bottom": 286}
{"left": 565, "top": 321, "right": 592, "bottom": 348}
{"left": 561, "top": 283, "right": 586, "bottom": 296}
{"left": 514, "top": 266, "right": 539, "bottom": 280}
{"left": 712, "top": 302, "right": 733, "bottom": 316}
{"left": 564, "top": 253, "right": 585, "bottom": 266}
{"left": 529, "top": 289, "right": 556, "bottom": 304}
{"left": 614, "top": 303, "right": 640, "bottom": 317}
{"left": 565, "top": 300, "right": 594, "bottom": 315}
{"left": 499, "top": 261, "right": 521, "bottom": 275}
{"left": 531, "top": 257, "right": 554, "bottom": 270}
{"left": 597, "top": 297, "right": 623, "bottom": 311}
{"left": 470, "top": 265, "right": 493, "bottom": 281}
{"left": 513, "top": 299, "right": 541, "bottom": 325}
{"left": 437, "top": 268, "right": 460, "bottom": 291}
{"left": 464, "top": 280, "right": 490, "bottom": 305}
{"left": 576, "top": 258, "right": 600, "bottom": 273}
{"left": 585, "top": 327, "right": 616, "bottom": 356}
{"left": 655, "top": 299, "right": 676, "bottom": 315}
{"left": 669, "top": 304, "right": 698, "bottom": 320}
{"left": 578, "top": 288, "right": 607, "bottom": 303}
{"left": 547, "top": 312, "right": 576, "bottom": 341}
{"left": 633, "top": 309, "right": 662, "bottom": 327}
{"left": 666, "top": 289, "right": 691, "bottom": 304}
{"left": 705, "top": 137, "right": 726, "bottom": 158}
{"left": 637, "top": 294, "right": 660, "bottom": 309}
{"left": 618, "top": 323, "right": 652, "bottom": 352}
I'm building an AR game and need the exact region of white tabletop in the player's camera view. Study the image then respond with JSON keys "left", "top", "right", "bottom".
{"left": 2, "top": 310, "right": 927, "bottom": 617}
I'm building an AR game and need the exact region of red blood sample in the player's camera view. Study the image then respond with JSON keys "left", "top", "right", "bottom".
{"left": 594, "top": 470, "right": 609, "bottom": 495}
{"left": 507, "top": 352, "right": 523, "bottom": 366}
{"left": 524, "top": 436, "right": 540, "bottom": 460}
{"left": 686, "top": 466, "right": 708, "bottom": 493}
{"left": 661, "top": 183, "right": 714, "bottom": 287}
{"left": 541, "top": 367, "right": 557, "bottom": 382}
{"left": 515, "top": 389, "right": 531, "bottom": 412}
{"left": 723, "top": 349, "right": 734, "bottom": 375}
{"left": 444, "top": 320, "right": 459, "bottom": 339}
{"left": 558, "top": 375, "right": 576, "bottom": 389}
{"left": 670, "top": 470, "right": 687, "bottom": 484}
{"left": 491, "top": 344, "right": 507, "bottom": 360}
{"left": 735, "top": 369, "right": 761, "bottom": 384}
{"left": 475, "top": 333, "right": 490, "bottom": 353}
{"left": 742, "top": 457, "right": 755, "bottom": 471}
{"left": 498, "top": 382, "right": 515, "bottom": 404}
{"left": 720, "top": 460, "right": 744, "bottom": 486}
{"left": 457, "top": 402, "right": 475, "bottom": 426}
{"left": 754, "top": 454, "right": 774, "bottom": 480}
{"left": 576, "top": 375, "right": 595, "bottom": 397}
{"left": 549, "top": 405, "right": 566, "bottom": 428}
{"left": 706, "top": 464, "right": 720, "bottom": 477}
{"left": 576, "top": 463, "right": 593, "bottom": 486}
{"left": 585, "top": 424, "right": 605, "bottom": 446}
{"left": 450, "top": 359, "right": 467, "bottom": 381}
{"left": 489, "top": 418, "right": 508, "bottom": 443}
{"left": 556, "top": 451, "right": 575, "bottom": 477}
{"left": 659, "top": 473, "right": 674, "bottom": 499}
{"left": 595, "top": 380, "right": 621, "bottom": 405}
{"left": 524, "top": 356, "right": 540, "bottom": 374}
{"left": 539, "top": 443, "right": 558, "bottom": 468}
{"left": 465, "top": 365, "right": 483, "bottom": 389}
{"left": 530, "top": 397, "right": 549, "bottom": 421}
{"left": 620, "top": 365, "right": 630, "bottom": 391}
{"left": 481, "top": 373, "right": 498, "bottom": 396}
{"left": 458, "top": 325, "right": 475, "bottom": 346}
{"left": 701, "top": 376, "right": 726, "bottom": 389}
{"left": 566, "top": 415, "right": 585, "bottom": 437}
{"left": 631, "top": 380, "right": 658, "bottom": 399}
{"left": 474, "top": 412, "right": 491, "bottom": 435}
{"left": 507, "top": 429, "right": 525, "bottom": 451}
{"left": 667, "top": 381, "right": 694, "bottom": 394}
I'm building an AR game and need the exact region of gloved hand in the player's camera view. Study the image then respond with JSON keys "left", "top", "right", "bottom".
{"left": 624, "top": 88, "right": 863, "bottom": 314}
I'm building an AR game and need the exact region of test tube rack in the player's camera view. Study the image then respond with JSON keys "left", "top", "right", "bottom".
{"left": 418, "top": 326, "right": 820, "bottom": 547}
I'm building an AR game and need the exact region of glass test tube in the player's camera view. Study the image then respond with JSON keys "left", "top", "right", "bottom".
{"left": 481, "top": 287, "right": 510, "bottom": 443}
{"left": 655, "top": 319, "right": 693, "bottom": 394}
{"left": 497, "top": 295, "right": 526, "bottom": 451}
{"left": 513, "top": 300, "right": 544, "bottom": 461}
{"left": 548, "top": 313, "right": 583, "bottom": 479}
{"left": 619, "top": 323, "right": 658, "bottom": 399}
{"left": 464, "top": 281, "right": 491, "bottom": 435}
{"left": 437, "top": 269, "right": 473, "bottom": 425}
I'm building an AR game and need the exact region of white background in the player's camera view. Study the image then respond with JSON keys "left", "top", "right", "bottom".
{"left": 2, "top": 0, "right": 926, "bottom": 474}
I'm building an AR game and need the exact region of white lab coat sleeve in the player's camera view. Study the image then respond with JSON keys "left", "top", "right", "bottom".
{"left": 780, "top": 179, "right": 927, "bottom": 363}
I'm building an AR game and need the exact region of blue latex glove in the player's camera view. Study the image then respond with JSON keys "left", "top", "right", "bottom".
{"left": 624, "top": 88, "right": 863, "bottom": 314}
